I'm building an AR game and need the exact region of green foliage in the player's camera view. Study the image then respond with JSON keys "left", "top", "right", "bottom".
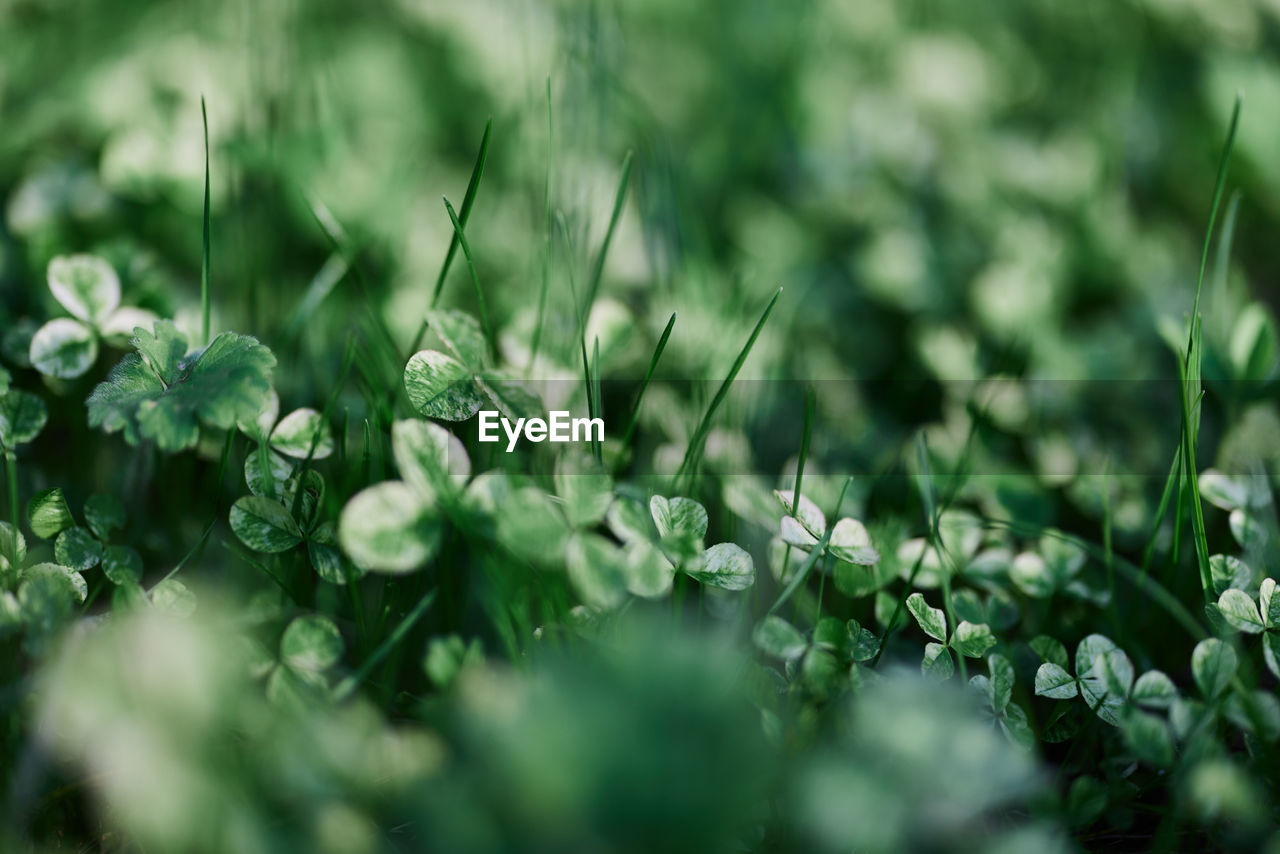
{"left": 87, "top": 321, "right": 276, "bottom": 452}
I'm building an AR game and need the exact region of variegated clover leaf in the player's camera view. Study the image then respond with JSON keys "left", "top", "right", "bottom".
{"left": 30, "top": 254, "right": 159, "bottom": 379}
{"left": 403, "top": 309, "right": 542, "bottom": 422}
{"left": 906, "top": 592, "right": 998, "bottom": 680}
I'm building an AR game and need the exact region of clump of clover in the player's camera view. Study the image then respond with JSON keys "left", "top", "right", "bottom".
{"left": 247, "top": 613, "right": 345, "bottom": 706}
{"left": 228, "top": 392, "right": 358, "bottom": 585}
{"left": 86, "top": 319, "right": 275, "bottom": 452}
{"left": 29, "top": 254, "right": 158, "bottom": 379}
{"left": 27, "top": 488, "right": 144, "bottom": 588}
{"left": 753, "top": 613, "right": 881, "bottom": 699}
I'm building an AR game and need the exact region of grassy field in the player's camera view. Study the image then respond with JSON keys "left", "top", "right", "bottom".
{"left": 3, "top": 1, "right": 1280, "bottom": 851}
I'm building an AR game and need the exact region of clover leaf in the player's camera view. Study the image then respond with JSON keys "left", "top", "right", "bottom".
{"left": 906, "top": 592, "right": 997, "bottom": 678}
{"left": 87, "top": 320, "right": 276, "bottom": 452}
{"left": 30, "top": 255, "right": 160, "bottom": 380}
{"left": 402, "top": 309, "right": 542, "bottom": 422}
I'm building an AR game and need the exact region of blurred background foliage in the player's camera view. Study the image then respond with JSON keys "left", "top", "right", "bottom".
{"left": 3, "top": 0, "right": 1280, "bottom": 850}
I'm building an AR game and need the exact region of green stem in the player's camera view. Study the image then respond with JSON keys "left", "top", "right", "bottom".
{"left": 200, "top": 97, "right": 212, "bottom": 347}
{"left": 4, "top": 451, "right": 18, "bottom": 577}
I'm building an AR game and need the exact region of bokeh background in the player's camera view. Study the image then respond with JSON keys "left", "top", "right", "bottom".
{"left": 4, "top": 0, "right": 1280, "bottom": 851}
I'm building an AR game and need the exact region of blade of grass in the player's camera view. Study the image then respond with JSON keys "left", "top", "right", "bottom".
{"left": 791, "top": 386, "right": 815, "bottom": 511}
{"left": 332, "top": 588, "right": 437, "bottom": 702}
{"left": 580, "top": 150, "right": 633, "bottom": 329}
{"left": 1178, "top": 94, "right": 1241, "bottom": 604}
{"left": 200, "top": 97, "right": 212, "bottom": 347}
{"left": 616, "top": 312, "right": 676, "bottom": 468}
{"left": 442, "top": 195, "right": 495, "bottom": 356}
{"left": 529, "top": 80, "right": 553, "bottom": 376}
{"left": 676, "top": 288, "right": 782, "bottom": 487}
{"left": 420, "top": 117, "right": 493, "bottom": 331}
{"left": 591, "top": 336, "right": 603, "bottom": 465}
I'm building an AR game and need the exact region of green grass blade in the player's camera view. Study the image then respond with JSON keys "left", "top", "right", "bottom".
{"left": 591, "top": 336, "right": 603, "bottom": 464}
{"left": 426, "top": 119, "right": 493, "bottom": 314}
{"left": 676, "top": 287, "right": 782, "bottom": 486}
{"left": 200, "top": 97, "right": 212, "bottom": 347}
{"left": 617, "top": 312, "right": 676, "bottom": 458}
{"left": 580, "top": 150, "right": 633, "bottom": 329}
{"left": 442, "top": 195, "right": 495, "bottom": 355}
{"left": 1188, "top": 93, "right": 1242, "bottom": 354}
{"left": 529, "top": 79, "right": 553, "bottom": 376}
{"left": 332, "top": 588, "right": 437, "bottom": 702}
{"left": 792, "top": 386, "right": 814, "bottom": 506}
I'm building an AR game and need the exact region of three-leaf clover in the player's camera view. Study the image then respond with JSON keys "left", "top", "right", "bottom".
{"left": 404, "top": 309, "right": 541, "bottom": 422}
{"left": 1216, "top": 577, "right": 1280, "bottom": 678}
{"left": 753, "top": 614, "right": 881, "bottom": 698}
{"left": 87, "top": 320, "right": 276, "bottom": 452}
{"left": 262, "top": 614, "right": 345, "bottom": 706}
{"left": 29, "top": 254, "right": 159, "bottom": 379}
{"left": 969, "top": 653, "right": 1034, "bottom": 749}
{"left": 774, "top": 490, "right": 880, "bottom": 594}
{"left": 338, "top": 419, "right": 470, "bottom": 573}
{"left": 906, "top": 592, "right": 997, "bottom": 679}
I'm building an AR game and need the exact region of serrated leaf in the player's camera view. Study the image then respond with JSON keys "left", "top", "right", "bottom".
{"left": 27, "top": 488, "right": 73, "bottom": 539}
{"left": 425, "top": 309, "right": 487, "bottom": 368}
{"left": 230, "top": 497, "right": 303, "bottom": 553}
{"left": 1192, "top": 638, "right": 1237, "bottom": 700}
{"left": 1122, "top": 711, "right": 1174, "bottom": 766}
{"left": 921, "top": 642, "right": 954, "bottom": 681}
{"left": 30, "top": 318, "right": 97, "bottom": 379}
{"left": 565, "top": 533, "right": 629, "bottom": 610}
{"left": 269, "top": 408, "right": 334, "bottom": 460}
{"left": 1031, "top": 634, "right": 1069, "bottom": 669}
{"left": 84, "top": 493, "right": 125, "bottom": 541}
{"left": 555, "top": 454, "right": 614, "bottom": 528}
{"left": 87, "top": 321, "right": 276, "bottom": 452}
{"left": 753, "top": 615, "right": 807, "bottom": 660}
{"left": 338, "top": 481, "right": 440, "bottom": 573}
{"left": 685, "top": 542, "right": 754, "bottom": 591}
{"left": 281, "top": 614, "right": 343, "bottom": 671}
{"left": 906, "top": 592, "right": 947, "bottom": 641}
{"left": 1218, "top": 588, "right": 1265, "bottom": 634}
{"left": 54, "top": 527, "right": 102, "bottom": 571}
{"left": 951, "top": 621, "right": 997, "bottom": 658}
{"left": 47, "top": 254, "right": 120, "bottom": 324}
{"left": 1035, "top": 663, "right": 1078, "bottom": 699}
{"left": 102, "top": 545, "right": 143, "bottom": 585}
{"left": 0, "top": 389, "right": 48, "bottom": 448}
{"left": 1132, "top": 670, "right": 1177, "bottom": 709}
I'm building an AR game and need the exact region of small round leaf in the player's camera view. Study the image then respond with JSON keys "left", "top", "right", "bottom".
{"left": 229, "top": 496, "right": 303, "bottom": 553}
{"left": 269, "top": 407, "right": 335, "bottom": 460}
{"left": 281, "top": 614, "right": 343, "bottom": 672}
{"left": 30, "top": 318, "right": 98, "bottom": 379}
{"left": 47, "top": 254, "right": 120, "bottom": 324}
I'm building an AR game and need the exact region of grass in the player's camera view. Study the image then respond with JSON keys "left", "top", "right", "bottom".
{"left": 2, "top": 6, "right": 1280, "bottom": 853}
